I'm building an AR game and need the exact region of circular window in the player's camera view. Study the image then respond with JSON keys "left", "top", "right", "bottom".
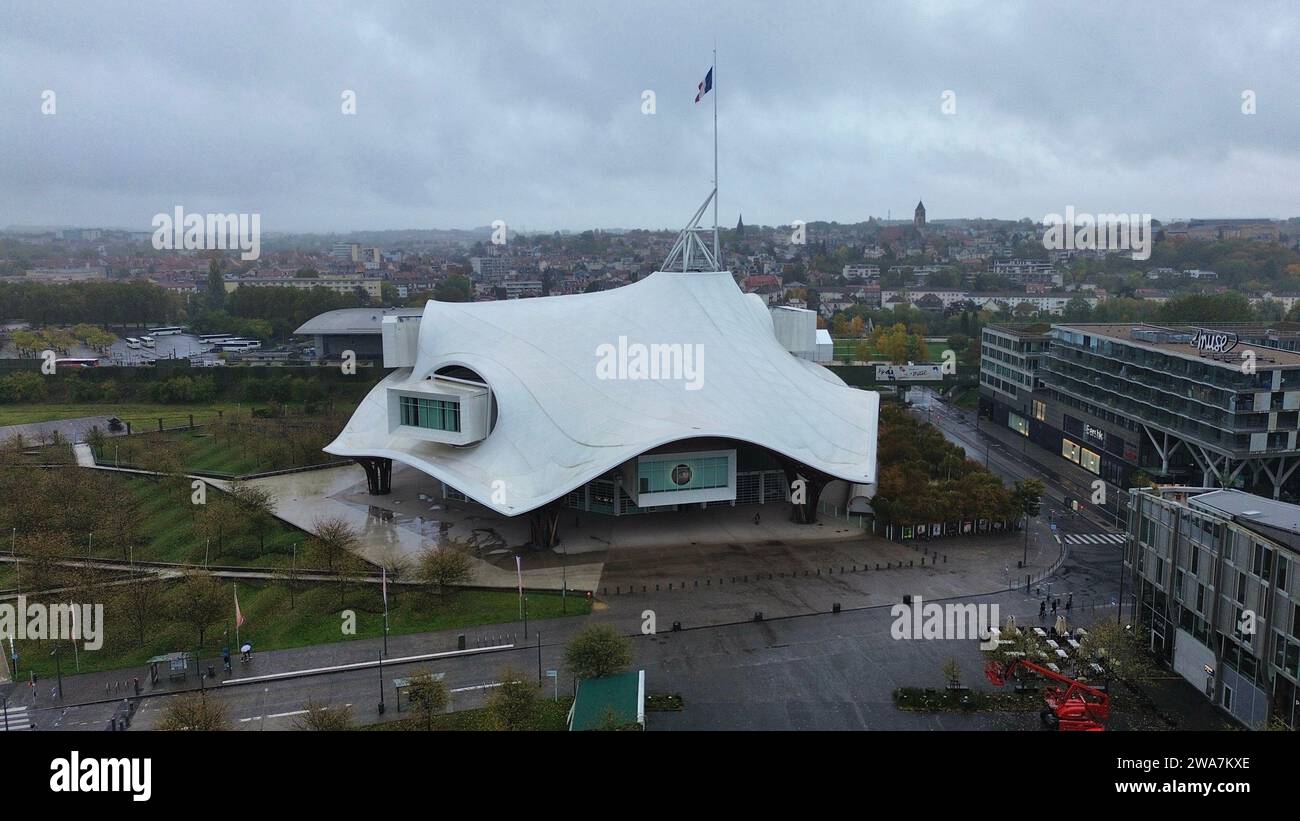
{"left": 671, "top": 464, "right": 693, "bottom": 486}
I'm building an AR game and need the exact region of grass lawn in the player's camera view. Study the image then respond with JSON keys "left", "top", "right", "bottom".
{"left": 0, "top": 400, "right": 360, "bottom": 432}
{"left": 13, "top": 581, "right": 591, "bottom": 680}
{"left": 0, "top": 402, "right": 248, "bottom": 428}
{"left": 85, "top": 474, "right": 306, "bottom": 567}
{"left": 98, "top": 426, "right": 342, "bottom": 476}
{"left": 370, "top": 697, "right": 575, "bottom": 731}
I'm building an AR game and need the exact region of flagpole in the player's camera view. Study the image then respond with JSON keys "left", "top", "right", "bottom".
{"left": 234, "top": 583, "right": 240, "bottom": 649}
{"left": 712, "top": 42, "right": 719, "bottom": 267}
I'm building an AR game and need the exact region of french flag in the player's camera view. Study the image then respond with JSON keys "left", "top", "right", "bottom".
{"left": 695, "top": 67, "right": 713, "bottom": 103}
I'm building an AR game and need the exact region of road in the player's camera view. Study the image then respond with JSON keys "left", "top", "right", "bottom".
{"left": 907, "top": 387, "right": 1127, "bottom": 531}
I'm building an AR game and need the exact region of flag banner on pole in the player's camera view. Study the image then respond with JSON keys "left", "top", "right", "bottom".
{"left": 515, "top": 555, "right": 523, "bottom": 594}
{"left": 382, "top": 566, "right": 388, "bottom": 607}
{"left": 695, "top": 67, "right": 713, "bottom": 102}
{"left": 234, "top": 584, "right": 245, "bottom": 628}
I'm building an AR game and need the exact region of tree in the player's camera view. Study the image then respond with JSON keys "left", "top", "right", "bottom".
{"left": 205, "top": 258, "right": 226, "bottom": 312}
{"left": 486, "top": 667, "right": 538, "bottom": 730}
{"left": 294, "top": 701, "right": 354, "bottom": 730}
{"left": 309, "top": 516, "right": 358, "bottom": 572}
{"left": 1011, "top": 478, "right": 1045, "bottom": 521}
{"left": 564, "top": 624, "right": 633, "bottom": 680}
{"left": 309, "top": 516, "right": 363, "bottom": 604}
{"left": 157, "top": 692, "right": 229, "bottom": 731}
{"left": 228, "top": 484, "right": 278, "bottom": 554}
{"left": 942, "top": 657, "right": 962, "bottom": 688}
{"left": 406, "top": 670, "right": 449, "bottom": 731}
{"left": 433, "top": 275, "right": 473, "bottom": 303}
{"left": 170, "top": 572, "right": 227, "bottom": 647}
{"left": 416, "top": 544, "right": 473, "bottom": 599}
{"left": 114, "top": 574, "right": 165, "bottom": 646}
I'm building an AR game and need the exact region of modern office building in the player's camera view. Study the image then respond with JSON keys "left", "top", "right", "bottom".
{"left": 1127, "top": 486, "right": 1300, "bottom": 729}
{"left": 324, "top": 269, "right": 879, "bottom": 546}
{"left": 981, "top": 322, "right": 1300, "bottom": 500}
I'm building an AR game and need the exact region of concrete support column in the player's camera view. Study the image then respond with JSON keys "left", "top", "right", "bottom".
{"left": 779, "top": 460, "right": 833, "bottom": 525}
{"left": 355, "top": 456, "right": 392, "bottom": 495}
{"left": 528, "top": 501, "right": 563, "bottom": 549}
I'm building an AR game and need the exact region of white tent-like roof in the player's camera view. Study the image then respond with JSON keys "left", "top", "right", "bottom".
{"left": 324, "top": 270, "right": 878, "bottom": 516}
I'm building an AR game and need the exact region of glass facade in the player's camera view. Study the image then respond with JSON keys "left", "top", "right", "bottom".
{"left": 399, "top": 396, "right": 461, "bottom": 432}
{"left": 1042, "top": 329, "right": 1300, "bottom": 454}
{"left": 639, "top": 455, "right": 729, "bottom": 493}
{"left": 1129, "top": 488, "right": 1300, "bottom": 729}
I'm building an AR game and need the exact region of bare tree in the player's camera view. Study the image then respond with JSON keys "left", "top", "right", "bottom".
{"left": 293, "top": 701, "right": 354, "bottom": 730}
{"left": 309, "top": 516, "right": 358, "bottom": 573}
{"left": 157, "top": 692, "right": 230, "bottom": 731}
{"left": 113, "top": 573, "right": 166, "bottom": 646}
{"left": 169, "top": 571, "right": 227, "bottom": 648}
{"left": 415, "top": 543, "right": 474, "bottom": 600}
{"left": 228, "top": 483, "right": 278, "bottom": 554}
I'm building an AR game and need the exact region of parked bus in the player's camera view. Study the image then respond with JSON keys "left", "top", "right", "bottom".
{"left": 214, "top": 338, "right": 262, "bottom": 352}
{"left": 54, "top": 358, "right": 100, "bottom": 369}
{"left": 198, "top": 333, "right": 234, "bottom": 341}
{"left": 125, "top": 337, "right": 142, "bottom": 349}
{"left": 147, "top": 326, "right": 185, "bottom": 336}
{"left": 140, "top": 335, "right": 156, "bottom": 348}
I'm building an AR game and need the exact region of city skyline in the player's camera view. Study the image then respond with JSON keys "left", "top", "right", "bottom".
{"left": 2, "top": 1, "right": 1298, "bottom": 233}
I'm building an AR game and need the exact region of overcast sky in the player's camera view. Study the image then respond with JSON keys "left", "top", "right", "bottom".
{"left": 2, "top": 0, "right": 1297, "bottom": 233}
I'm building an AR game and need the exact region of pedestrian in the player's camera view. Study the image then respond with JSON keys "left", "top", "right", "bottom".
{"left": 1066, "top": 593, "right": 1073, "bottom": 611}
{"left": 1051, "top": 598, "right": 1058, "bottom": 616}
{"left": 754, "top": 512, "right": 761, "bottom": 525}
{"left": 1039, "top": 600, "right": 1046, "bottom": 620}
{"left": 133, "top": 677, "right": 141, "bottom": 696}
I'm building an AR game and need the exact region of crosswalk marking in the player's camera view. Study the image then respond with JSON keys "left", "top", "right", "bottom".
{"left": 1, "top": 706, "right": 31, "bottom": 731}
{"left": 1063, "top": 533, "right": 1126, "bottom": 545}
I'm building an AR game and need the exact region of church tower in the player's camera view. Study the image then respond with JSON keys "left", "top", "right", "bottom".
{"left": 914, "top": 200, "right": 926, "bottom": 229}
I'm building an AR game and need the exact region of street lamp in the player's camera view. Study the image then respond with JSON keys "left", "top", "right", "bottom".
{"left": 50, "top": 646, "right": 63, "bottom": 700}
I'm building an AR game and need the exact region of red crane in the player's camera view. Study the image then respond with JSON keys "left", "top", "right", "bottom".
{"left": 985, "top": 658, "right": 1110, "bottom": 731}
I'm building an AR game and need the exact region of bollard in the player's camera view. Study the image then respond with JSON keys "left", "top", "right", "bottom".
{"left": 458, "top": 634, "right": 466, "bottom": 651}
{"left": 832, "top": 602, "right": 841, "bottom": 613}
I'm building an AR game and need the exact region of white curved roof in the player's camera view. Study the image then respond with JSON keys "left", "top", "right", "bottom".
{"left": 324, "top": 270, "right": 878, "bottom": 516}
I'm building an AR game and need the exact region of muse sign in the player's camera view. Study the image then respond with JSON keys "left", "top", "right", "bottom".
{"left": 1190, "top": 328, "right": 1238, "bottom": 354}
